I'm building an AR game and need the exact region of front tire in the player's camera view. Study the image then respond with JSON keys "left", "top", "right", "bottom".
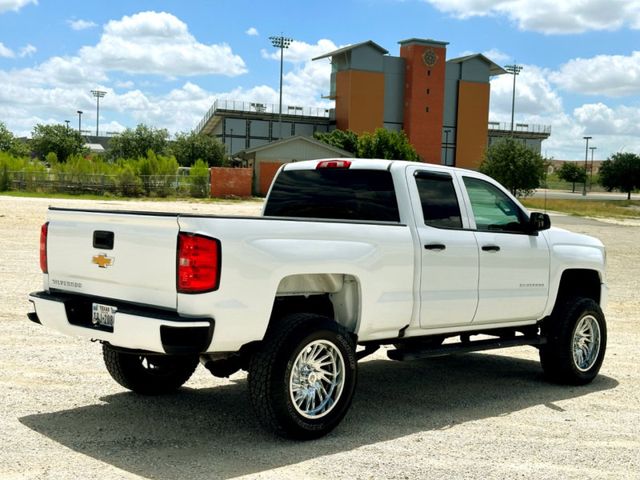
{"left": 540, "top": 297, "right": 607, "bottom": 385}
{"left": 248, "top": 313, "right": 357, "bottom": 440}
{"left": 102, "top": 344, "right": 199, "bottom": 395}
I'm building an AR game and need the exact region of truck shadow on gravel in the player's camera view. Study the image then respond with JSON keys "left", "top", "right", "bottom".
{"left": 20, "top": 353, "right": 617, "bottom": 480}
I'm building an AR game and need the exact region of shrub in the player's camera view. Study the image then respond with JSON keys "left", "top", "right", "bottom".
{"left": 189, "top": 159, "right": 210, "bottom": 198}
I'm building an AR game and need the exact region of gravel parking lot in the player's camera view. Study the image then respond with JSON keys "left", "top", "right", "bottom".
{"left": 1, "top": 195, "right": 638, "bottom": 480}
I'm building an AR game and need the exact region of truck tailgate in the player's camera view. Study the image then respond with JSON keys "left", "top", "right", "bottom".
{"left": 45, "top": 208, "right": 179, "bottom": 310}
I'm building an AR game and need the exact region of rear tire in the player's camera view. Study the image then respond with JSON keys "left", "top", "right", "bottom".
{"left": 540, "top": 297, "right": 607, "bottom": 385}
{"left": 248, "top": 313, "right": 357, "bottom": 440}
{"left": 102, "top": 344, "right": 198, "bottom": 395}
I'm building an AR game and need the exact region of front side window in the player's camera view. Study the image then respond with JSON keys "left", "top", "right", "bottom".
{"left": 463, "top": 177, "right": 527, "bottom": 233}
{"left": 415, "top": 172, "right": 462, "bottom": 229}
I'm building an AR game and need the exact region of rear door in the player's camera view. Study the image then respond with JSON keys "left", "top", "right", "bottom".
{"left": 407, "top": 167, "right": 479, "bottom": 328}
{"left": 46, "top": 209, "right": 180, "bottom": 309}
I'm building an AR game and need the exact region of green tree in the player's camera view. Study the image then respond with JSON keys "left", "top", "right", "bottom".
{"left": 480, "top": 137, "right": 548, "bottom": 197}
{"left": 0, "top": 122, "right": 30, "bottom": 157}
{"left": 356, "top": 129, "right": 418, "bottom": 160}
{"left": 31, "top": 124, "right": 85, "bottom": 162}
{"left": 108, "top": 124, "right": 169, "bottom": 161}
{"left": 557, "top": 162, "right": 587, "bottom": 193}
{"left": 599, "top": 152, "right": 640, "bottom": 200}
{"left": 313, "top": 129, "right": 359, "bottom": 154}
{"left": 171, "top": 131, "right": 226, "bottom": 167}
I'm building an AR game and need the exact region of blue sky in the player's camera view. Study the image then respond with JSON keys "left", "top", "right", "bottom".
{"left": 1, "top": 0, "right": 640, "bottom": 160}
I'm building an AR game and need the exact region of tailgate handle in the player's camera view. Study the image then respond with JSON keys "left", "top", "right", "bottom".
{"left": 93, "top": 231, "right": 114, "bottom": 250}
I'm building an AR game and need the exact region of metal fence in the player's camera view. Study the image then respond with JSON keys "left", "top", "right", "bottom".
{"left": 195, "top": 99, "right": 331, "bottom": 134}
{"left": 4, "top": 171, "right": 210, "bottom": 198}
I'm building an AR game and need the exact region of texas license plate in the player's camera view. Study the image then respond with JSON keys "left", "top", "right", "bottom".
{"left": 92, "top": 303, "right": 117, "bottom": 327}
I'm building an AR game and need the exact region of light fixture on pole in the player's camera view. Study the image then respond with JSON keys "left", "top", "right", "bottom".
{"left": 269, "top": 34, "right": 293, "bottom": 140}
{"left": 589, "top": 146, "right": 597, "bottom": 190}
{"left": 64, "top": 120, "right": 70, "bottom": 130}
{"left": 505, "top": 64, "right": 523, "bottom": 135}
{"left": 91, "top": 89, "right": 107, "bottom": 137}
{"left": 582, "top": 136, "right": 592, "bottom": 196}
{"left": 77, "top": 110, "right": 83, "bottom": 133}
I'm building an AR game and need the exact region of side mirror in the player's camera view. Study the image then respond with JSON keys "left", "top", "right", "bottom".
{"left": 529, "top": 212, "right": 551, "bottom": 233}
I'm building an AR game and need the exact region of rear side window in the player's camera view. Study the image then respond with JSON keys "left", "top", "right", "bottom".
{"left": 264, "top": 169, "right": 400, "bottom": 222}
{"left": 415, "top": 172, "right": 462, "bottom": 229}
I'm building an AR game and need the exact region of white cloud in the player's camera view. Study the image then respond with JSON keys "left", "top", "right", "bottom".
{"left": 76, "top": 11, "right": 246, "bottom": 77}
{"left": 490, "top": 65, "right": 563, "bottom": 117}
{"left": 0, "top": 0, "right": 36, "bottom": 14}
{"left": 245, "top": 27, "right": 259, "bottom": 36}
{"left": 425, "top": 0, "right": 640, "bottom": 34}
{"left": 0, "top": 42, "right": 14, "bottom": 58}
{"left": 550, "top": 51, "right": 640, "bottom": 97}
{"left": 262, "top": 39, "right": 338, "bottom": 64}
{"left": 19, "top": 43, "right": 36, "bottom": 57}
{"left": 573, "top": 103, "right": 640, "bottom": 136}
{"left": 482, "top": 48, "right": 510, "bottom": 63}
{"left": 115, "top": 80, "right": 135, "bottom": 89}
{"left": 68, "top": 19, "right": 98, "bottom": 31}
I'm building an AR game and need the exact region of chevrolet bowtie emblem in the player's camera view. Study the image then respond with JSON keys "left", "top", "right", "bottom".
{"left": 92, "top": 254, "right": 114, "bottom": 268}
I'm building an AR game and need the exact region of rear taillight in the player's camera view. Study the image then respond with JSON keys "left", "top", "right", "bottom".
{"left": 177, "top": 233, "right": 221, "bottom": 294}
{"left": 316, "top": 160, "right": 352, "bottom": 169}
{"left": 40, "top": 222, "right": 49, "bottom": 274}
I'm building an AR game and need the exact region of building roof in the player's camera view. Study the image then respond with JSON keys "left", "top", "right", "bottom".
{"left": 447, "top": 54, "right": 508, "bottom": 76}
{"left": 84, "top": 143, "right": 105, "bottom": 153}
{"left": 237, "top": 135, "right": 353, "bottom": 158}
{"left": 312, "top": 40, "right": 389, "bottom": 61}
{"left": 397, "top": 38, "right": 449, "bottom": 47}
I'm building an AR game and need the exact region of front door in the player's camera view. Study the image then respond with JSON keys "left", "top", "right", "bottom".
{"left": 461, "top": 176, "right": 550, "bottom": 323}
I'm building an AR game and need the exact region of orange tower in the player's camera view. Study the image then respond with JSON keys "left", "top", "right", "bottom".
{"left": 399, "top": 38, "right": 448, "bottom": 163}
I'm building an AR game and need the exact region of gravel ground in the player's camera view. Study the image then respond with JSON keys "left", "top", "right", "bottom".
{"left": 0, "top": 195, "right": 638, "bottom": 480}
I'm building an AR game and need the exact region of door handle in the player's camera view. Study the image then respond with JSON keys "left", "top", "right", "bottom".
{"left": 424, "top": 243, "right": 446, "bottom": 251}
{"left": 482, "top": 245, "right": 501, "bottom": 252}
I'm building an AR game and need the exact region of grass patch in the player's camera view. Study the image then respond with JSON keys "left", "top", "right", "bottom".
{"left": 0, "top": 191, "right": 263, "bottom": 203}
{"left": 521, "top": 198, "right": 640, "bottom": 219}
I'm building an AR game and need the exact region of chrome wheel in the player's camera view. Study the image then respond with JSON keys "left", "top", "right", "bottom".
{"left": 572, "top": 315, "right": 601, "bottom": 372}
{"left": 289, "top": 339, "right": 345, "bottom": 419}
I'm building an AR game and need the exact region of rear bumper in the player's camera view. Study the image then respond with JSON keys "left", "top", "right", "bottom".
{"left": 28, "top": 291, "right": 214, "bottom": 355}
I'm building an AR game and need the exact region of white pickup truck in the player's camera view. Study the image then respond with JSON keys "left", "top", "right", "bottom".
{"left": 29, "top": 158, "right": 607, "bottom": 439}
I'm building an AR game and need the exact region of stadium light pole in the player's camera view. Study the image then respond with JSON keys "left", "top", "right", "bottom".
{"left": 91, "top": 90, "right": 107, "bottom": 137}
{"left": 589, "top": 146, "right": 597, "bottom": 191}
{"left": 269, "top": 35, "right": 293, "bottom": 140}
{"left": 505, "top": 64, "right": 523, "bottom": 135}
{"left": 77, "top": 110, "right": 83, "bottom": 134}
{"left": 582, "top": 136, "right": 592, "bottom": 196}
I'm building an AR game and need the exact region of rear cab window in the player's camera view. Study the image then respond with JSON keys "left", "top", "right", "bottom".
{"left": 264, "top": 168, "right": 400, "bottom": 223}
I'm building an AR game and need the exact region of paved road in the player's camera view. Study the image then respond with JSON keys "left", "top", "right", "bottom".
{"left": 533, "top": 189, "right": 635, "bottom": 201}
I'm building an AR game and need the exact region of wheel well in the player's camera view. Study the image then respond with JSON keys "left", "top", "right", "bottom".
{"left": 267, "top": 274, "right": 360, "bottom": 334}
{"left": 555, "top": 269, "right": 601, "bottom": 307}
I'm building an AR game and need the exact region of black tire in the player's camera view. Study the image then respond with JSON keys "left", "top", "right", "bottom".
{"left": 247, "top": 313, "right": 357, "bottom": 440}
{"left": 102, "top": 344, "right": 199, "bottom": 395}
{"left": 540, "top": 297, "right": 607, "bottom": 385}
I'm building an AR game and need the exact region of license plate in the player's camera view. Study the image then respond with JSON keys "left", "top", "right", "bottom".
{"left": 92, "top": 303, "right": 117, "bottom": 327}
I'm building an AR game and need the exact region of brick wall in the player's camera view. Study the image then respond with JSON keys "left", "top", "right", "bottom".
{"left": 210, "top": 167, "right": 252, "bottom": 198}
{"left": 259, "top": 161, "right": 284, "bottom": 195}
